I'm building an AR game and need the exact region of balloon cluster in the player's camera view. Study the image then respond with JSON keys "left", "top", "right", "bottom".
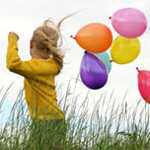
{"left": 71, "top": 7, "right": 148, "bottom": 103}
{"left": 110, "top": 8, "right": 147, "bottom": 64}
{"left": 71, "top": 23, "right": 113, "bottom": 89}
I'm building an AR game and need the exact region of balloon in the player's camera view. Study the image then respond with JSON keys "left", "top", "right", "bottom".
{"left": 80, "top": 53, "right": 108, "bottom": 90}
{"left": 89, "top": 52, "right": 112, "bottom": 73}
{"left": 110, "top": 8, "right": 147, "bottom": 38}
{"left": 137, "top": 68, "right": 150, "bottom": 104}
{"left": 74, "top": 23, "right": 113, "bottom": 53}
{"left": 110, "top": 36, "right": 140, "bottom": 64}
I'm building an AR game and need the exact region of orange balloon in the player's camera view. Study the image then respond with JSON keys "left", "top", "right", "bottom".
{"left": 75, "top": 23, "right": 113, "bottom": 53}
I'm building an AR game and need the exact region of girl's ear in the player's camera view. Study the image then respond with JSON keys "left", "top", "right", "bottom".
{"left": 30, "top": 40, "right": 33, "bottom": 49}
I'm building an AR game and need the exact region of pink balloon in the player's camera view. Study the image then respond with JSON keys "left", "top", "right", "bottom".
{"left": 137, "top": 68, "right": 150, "bottom": 104}
{"left": 111, "top": 8, "right": 147, "bottom": 38}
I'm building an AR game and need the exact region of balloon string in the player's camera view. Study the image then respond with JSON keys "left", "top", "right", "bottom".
{"left": 70, "top": 35, "right": 75, "bottom": 39}
{"left": 136, "top": 67, "right": 139, "bottom": 71}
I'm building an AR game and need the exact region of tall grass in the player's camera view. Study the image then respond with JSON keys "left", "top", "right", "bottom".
{"left": 0, "top": 79, "right": 150, "bottom": 150}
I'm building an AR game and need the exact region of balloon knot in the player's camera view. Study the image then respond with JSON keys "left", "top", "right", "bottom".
{"left": 109, "top": 16, "right": 112, "bottom": 19}
{"left": 136, "top": 67, "right": 139, "bottom": 71}
{"left": 110, "top": 60, "right": 114, "bottom": 63}
{"left": 85, "top": 51, "right": 88, "bottom": 54}
{"left": 70, "top": 35, "right": 75, "bottom": 39}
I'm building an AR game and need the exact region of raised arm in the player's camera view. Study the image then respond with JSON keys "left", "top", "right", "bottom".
{"left": 6, "top": 33, "right": 58, "bottom": 78}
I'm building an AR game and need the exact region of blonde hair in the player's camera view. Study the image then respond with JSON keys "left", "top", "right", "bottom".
{"left": 31, "top": 17, "right": 68, "bottom": 74}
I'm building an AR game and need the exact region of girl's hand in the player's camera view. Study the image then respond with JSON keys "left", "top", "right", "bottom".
{"left": 9, "top": 32, "right": 19, "bottom": 41}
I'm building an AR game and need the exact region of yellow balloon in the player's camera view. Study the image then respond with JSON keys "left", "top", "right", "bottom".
{"left": 110, "top": 36, "right": 140, "bottom": 64}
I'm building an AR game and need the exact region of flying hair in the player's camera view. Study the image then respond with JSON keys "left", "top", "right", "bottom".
{"left": 31, "top": 16, "right": 69, "bottom": 74}
{"left": 31, "top": 11, "right": 81, "bottom": 74}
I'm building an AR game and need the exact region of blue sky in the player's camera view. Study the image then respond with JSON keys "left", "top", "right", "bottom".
{"left": 0, "top": 0, "right": 150, "bottom": 125}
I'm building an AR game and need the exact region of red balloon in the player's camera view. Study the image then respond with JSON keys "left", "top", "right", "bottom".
{"left": 137, "top": 68, "right": 150, "bottom": 104}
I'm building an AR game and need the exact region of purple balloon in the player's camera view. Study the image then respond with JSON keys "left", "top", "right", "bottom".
{"left": 80, "top": 53, "right": 108, "bottom": 90}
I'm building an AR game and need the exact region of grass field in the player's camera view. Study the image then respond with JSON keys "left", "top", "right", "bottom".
{"left": 0, "top": 81, "right": 150, "bottom": 150}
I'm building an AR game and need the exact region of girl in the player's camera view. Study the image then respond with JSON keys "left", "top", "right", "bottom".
{"left": 6, "top": 18, "right": 67, "bottom": 149}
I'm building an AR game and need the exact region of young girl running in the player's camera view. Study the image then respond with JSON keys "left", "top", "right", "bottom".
{"left": 6, "top": 18, "right": 67, "bottom": 149}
